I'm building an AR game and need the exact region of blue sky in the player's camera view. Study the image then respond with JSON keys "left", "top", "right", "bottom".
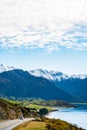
{"left": 0, "top": 0, "right": 87, "bottom": 74}
{"left": 0, "top": 47, "right": 87, "bottom": 74}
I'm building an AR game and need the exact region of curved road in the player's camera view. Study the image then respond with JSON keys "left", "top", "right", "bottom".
{"left": 0, "top": 118, "right": 34, "bottom": 130}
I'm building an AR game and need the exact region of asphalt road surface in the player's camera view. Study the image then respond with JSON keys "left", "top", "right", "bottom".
{"left": 0, "top": 118, "right": 34, "bottom": 130}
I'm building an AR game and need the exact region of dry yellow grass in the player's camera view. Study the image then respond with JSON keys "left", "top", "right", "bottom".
{"left": 13, "top": 121, "right": 47, "bottom": 130}
{"left": 13, "top": 119, "right": 84, "bottom": 130}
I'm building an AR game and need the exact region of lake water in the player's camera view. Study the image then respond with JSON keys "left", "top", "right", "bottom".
{"left": 47, "top": 104, "right": 87, "bottom": 130}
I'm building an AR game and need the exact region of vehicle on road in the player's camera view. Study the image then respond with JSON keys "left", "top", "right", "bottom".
{"left": 19, "top": 115, "right": 24, "bottom": 120}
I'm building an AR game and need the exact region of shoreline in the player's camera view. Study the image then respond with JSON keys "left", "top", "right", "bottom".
{"left": 46, "top": 105, "right": 87, "bottom": 130}
{"left": 46, "top": 105, "right": 76, "bottom": 117}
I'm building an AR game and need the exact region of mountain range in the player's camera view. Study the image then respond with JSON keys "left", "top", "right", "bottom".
{"left": 30, "top": 69, "right": 87, "bottom": 102}
{"left": 30, "top": 69, "right": 87, "bottom": 80}
{"left": 0, "top": 69, "right": 78, "bottom": 102}
{"left": 0, "top": 64, "right": 87, "bottom": 102}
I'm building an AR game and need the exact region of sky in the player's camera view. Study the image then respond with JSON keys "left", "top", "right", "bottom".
{"left": 0, "top": 0, "right": 87, "bottom": 74}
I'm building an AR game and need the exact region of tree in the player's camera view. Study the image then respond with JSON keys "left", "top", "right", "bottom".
{"left": 39, "top": 108, "right": 48, "bottom": 118}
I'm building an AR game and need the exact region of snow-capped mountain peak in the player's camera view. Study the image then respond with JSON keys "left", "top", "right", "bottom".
{"left": 29, "top": 69, "right": 68, "bottom": 81}
{"left": 0, "top": 64, "right": 15, "bottom": 73}
{"left": 30, "top": 69, "right": 54, "bottom": 80}
{"left": 29, "top": 69, "right": 87, "bottom": 81}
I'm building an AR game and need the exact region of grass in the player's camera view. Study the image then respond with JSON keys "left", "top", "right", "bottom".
{"left": 13, "top": 118, "right": 84, "bottom": 130}
{"left": 4, "top": 99, "right": 51, "bottom": 109}
{"left": 4, "top": 99, "right": 55, "bottom": 111}
{"left": 27, "top": 104, "right": 53, "bottom": 111}
{"left": 4, "top": 99, "right": 22, "bottom": 105}
{"left": 13, "top": 121, "right": 47, "bottom": 130}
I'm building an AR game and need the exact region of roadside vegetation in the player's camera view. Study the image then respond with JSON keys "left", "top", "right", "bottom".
{"left": 13, "top": 118, "right": 84, "bottom": 130}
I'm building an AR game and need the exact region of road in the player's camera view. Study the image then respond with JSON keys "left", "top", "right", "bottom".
{"left": 0, "top": 118, "right": 34, "bottom": 130}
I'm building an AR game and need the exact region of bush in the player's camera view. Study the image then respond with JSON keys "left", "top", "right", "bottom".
{"left": 39, "top": 108, "right": 48, "bottom": 117}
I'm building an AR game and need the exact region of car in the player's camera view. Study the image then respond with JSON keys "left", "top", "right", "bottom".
{"left": 19, "top": 115, "right": 24, "bottom": 120}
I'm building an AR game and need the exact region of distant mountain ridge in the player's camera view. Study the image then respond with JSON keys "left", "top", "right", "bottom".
{"left": 0, "top": 69, "right": 78, "bottom": 102}
{"left": 30, "top": 69, "right": 87, "bottom": 102}
{"left": 0, "top": 65, "right": 87, "bottom": 102}
{"left": 0, "top": 64, "right": 87, "bottom": 80}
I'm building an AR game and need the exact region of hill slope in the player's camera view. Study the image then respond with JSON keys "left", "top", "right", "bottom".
{"left": 54, "top": 78, "right": 87, "bottom": 102}
{"left": 30, "top": 69, "right": 87, "bottom": 102}
{"left": 0, "top": 69, "right": 78, "bottom": 102}
{"left": 0, "top": 99, "right": 32, "bottom": 120}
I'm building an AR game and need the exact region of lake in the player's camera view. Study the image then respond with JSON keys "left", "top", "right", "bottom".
{"left": 47, "top": 104, "right": 87, "bottom": 130}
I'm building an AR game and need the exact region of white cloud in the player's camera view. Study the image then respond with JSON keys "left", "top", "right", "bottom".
{"left": 0, "top": 0, "right": 87, "bottom": 51}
